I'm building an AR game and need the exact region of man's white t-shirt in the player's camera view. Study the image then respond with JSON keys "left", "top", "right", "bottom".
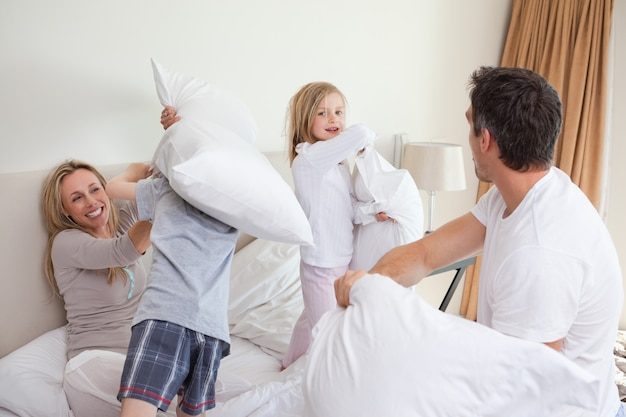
{"left": 471, "top": 167, "right": 623, "bottom": 417}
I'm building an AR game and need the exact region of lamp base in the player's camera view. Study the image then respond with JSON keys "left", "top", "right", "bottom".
{"left": 425, "top": 190, "right": 436, "bottom": 235}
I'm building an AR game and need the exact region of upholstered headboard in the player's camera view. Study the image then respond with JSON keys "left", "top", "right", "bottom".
{"left": 0, "top": 151, "right": 293, "bottom": 358}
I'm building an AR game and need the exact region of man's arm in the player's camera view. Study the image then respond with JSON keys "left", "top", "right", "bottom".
{"left": 544, "top": 339, "right": 564, "bottom": 352}
{"left": 371, "top": 212, "right": 485, "bottom": 286}
{"left": 335, "top": 212, "right": 486, "bottom": 307}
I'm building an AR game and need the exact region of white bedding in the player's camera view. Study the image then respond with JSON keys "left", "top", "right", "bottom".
{"left": 0, "top": 238, "right": 619, "bottom": 417}
{"left": 0, "top": 238, "right": 305, "bottom": 417}
{"left": 0, "top": 327, "right": 307, "bottom": 417}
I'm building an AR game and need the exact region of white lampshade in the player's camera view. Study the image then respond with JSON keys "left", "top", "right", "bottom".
{"left": 401, "top": 142, "right": 466, "bottom": 192}
{"left": 401, "top": 142, "right": 466, "bottom": 233}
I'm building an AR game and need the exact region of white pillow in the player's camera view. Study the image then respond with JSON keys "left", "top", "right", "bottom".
{"left": 0, "top": 326, "right": 71, "bottom": 417}
{"left": 150, "top": 60, "right": 313, "bottom": 246}
{"left": 228, "top": 238, "right": 303, "bottom": 359}
{"left": 351, "top": 146, "right": 424, "bottom": 270}
{"left": 304, "top": 274, "right": 600, "bottom": 417}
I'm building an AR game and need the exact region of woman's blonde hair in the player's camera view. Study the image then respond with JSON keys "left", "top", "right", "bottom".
{"left": 42, "top": 160, "right": 124, "bottom": 298}
{"left": 286, "top": 81, "right": 347, "bottom": 165}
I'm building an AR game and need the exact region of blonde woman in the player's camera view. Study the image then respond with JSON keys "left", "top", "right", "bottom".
{"left": 42, "top": 159, "right": 154, "bottom": 417}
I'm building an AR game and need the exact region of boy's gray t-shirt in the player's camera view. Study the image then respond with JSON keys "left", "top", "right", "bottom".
{"left": 134, "top": 176, "right": 238, "bottom": 345}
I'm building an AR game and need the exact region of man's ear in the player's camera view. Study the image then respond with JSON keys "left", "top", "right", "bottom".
{"left": 480, "top": 128, "right": 495, "bottom": 153}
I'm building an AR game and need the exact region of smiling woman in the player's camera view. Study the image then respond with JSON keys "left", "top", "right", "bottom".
{"left": 39, "top": 159, "right": 158, "bottom": 417}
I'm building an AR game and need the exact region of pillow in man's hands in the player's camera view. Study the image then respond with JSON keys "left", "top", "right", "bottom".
{"left": 305, "top": 274, "right": 600, "bottom": 417}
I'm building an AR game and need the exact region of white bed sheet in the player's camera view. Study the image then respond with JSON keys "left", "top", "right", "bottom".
{"left": 213, "top": 354, "right": 305, "bottom": 417}
{"left": 216, "top": 335, "right": 285, "bottom": 402}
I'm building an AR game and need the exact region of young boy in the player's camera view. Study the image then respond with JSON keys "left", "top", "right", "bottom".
{"left": 107, "top": 109, "right": 237, "bottom": 417}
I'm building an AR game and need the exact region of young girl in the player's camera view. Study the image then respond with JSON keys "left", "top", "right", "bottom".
{"left": 282, "top": 81, "right": 378, "bottom": 368}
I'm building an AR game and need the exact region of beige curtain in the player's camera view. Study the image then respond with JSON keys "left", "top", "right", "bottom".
{"left": 460, "top": 0, "right": 614, "bottom": 320}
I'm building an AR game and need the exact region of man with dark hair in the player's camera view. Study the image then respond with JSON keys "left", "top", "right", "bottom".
{"left": 335, "top": 66, "right": 624, "bottom": 417}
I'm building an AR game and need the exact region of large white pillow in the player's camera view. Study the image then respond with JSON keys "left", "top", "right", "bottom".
{"left": 0, "top": 326, "right": 71, "bottom": 417}
{"left": 304, "top": 274, "right": 600, "bottom": 417}
{"left": 228, "top": 238, "right": 303, "bottom": 359}
{"left": 150, "top": 60, "right": 313, "bottom": 246}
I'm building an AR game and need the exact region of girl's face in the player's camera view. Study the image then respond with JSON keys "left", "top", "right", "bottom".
{"left": 311, "top": 92, "right": 345, "bottom": 141}
{"left": 60, "top": 168, "right": 111, "bottom": 238}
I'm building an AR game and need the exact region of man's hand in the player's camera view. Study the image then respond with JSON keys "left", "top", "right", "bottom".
{"left": 334, "top": 269, "right": 368, "bottom": 308}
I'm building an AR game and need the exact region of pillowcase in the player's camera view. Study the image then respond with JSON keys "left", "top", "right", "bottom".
{"left": 228, "top": 238, "right": 303, "bottom": 359}
{"left": 350, "top": 146, "right": 424, "bottom": 270}
{"left": 0, "top": 326, "right": 71, "bottom": 417}
{"left": 150, "top": 60, "right": 313, "bottom": 246}
{"left": 304, "top": 274, "right": 600, "bottom": 417}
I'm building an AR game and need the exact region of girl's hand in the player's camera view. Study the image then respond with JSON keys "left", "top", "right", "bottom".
{"left": 375, "top": 212, "right": 396, "bottom": 223}
{"left": 160, "top": 106, "right": 181, "bottom": 130}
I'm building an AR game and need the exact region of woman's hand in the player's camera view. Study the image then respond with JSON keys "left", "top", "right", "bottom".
{"left": 160, "top": 106, "right": 181, "bottom": 130}
{"left": 123, "top": 163, "right": 152, "bottom": 182}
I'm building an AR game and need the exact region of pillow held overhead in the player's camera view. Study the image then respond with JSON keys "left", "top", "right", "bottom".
{"left": 150, "top": 60, "right": 313, "bottom": 246}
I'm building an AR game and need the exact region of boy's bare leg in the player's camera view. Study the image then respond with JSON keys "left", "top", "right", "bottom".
{"left": 120, "top": 397, "right": 158, "bottom": 417}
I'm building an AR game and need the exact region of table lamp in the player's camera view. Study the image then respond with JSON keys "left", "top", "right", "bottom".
{"left": 401, "top": 142, "right": 466, "bottom": 233}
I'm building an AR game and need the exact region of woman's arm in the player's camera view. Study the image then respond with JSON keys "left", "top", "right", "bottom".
{"left": 127, "top": 220, "right": 152, "bottom": 254}
{"left": 107, "top": 163, "right": 151, "bottom": 201}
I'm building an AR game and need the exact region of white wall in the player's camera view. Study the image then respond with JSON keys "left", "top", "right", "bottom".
{"left": 3, "top": 1, "right": 623, "bottom": 321}
{"left": 0, "top": 0, "right": 514, "bottom": 311}
{"left": 0, "top": 0, "right": 511, "bottom": 174}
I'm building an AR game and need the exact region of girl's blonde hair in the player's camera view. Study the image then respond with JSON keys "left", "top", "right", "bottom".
{"left": 286, "top": 81, "right": 347, "bottom": 165}
{"left": 42, "top": 160, "right": 125, "bottom": 298}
